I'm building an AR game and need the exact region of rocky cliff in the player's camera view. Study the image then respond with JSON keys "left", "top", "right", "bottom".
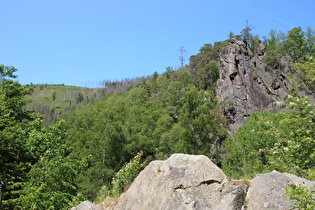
{"left": 72, "top": 154, "right": 314, "bottom": 210}
{"left": 216, "top": 38, "right": 294, "bottom": 132}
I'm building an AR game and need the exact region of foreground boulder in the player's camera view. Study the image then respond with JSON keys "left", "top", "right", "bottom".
{"left": 72, "top": 154, "right": 314, "bottom": 210}
{"left": 245, "top": 170, "right": 315, "bottom": 209}
{"left": 110, "top": 154, "right": 247, "bottom": 210}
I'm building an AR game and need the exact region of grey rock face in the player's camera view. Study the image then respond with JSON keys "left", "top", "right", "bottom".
{"left": 245, "top": 170, "right": 315, "bottom": 210}
{"left": 111, "top": 154, "right": 247, "bottom": 210}
{"left": 256, "top": 39, "right": 265, "bottom": 56}
{"left": 216, "top": 40, "right": 292, "bottom": 132}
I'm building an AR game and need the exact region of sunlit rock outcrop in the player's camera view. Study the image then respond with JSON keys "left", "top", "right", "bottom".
{"left": 216, "top": 39, "right": 292, "bottom": 132}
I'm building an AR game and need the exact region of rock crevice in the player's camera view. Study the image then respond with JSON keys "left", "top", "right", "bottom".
{"left": 216, "top": 39, "right": 293, "bottom": 132}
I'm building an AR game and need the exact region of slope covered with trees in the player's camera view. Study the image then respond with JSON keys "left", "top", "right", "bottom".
{"left": 1, "top": 25, "right": 314, "bottom": 208}
{"left": 25, "top": 77, "right": 145, "bottom": 125}
{"left": 62, "top": 67, "right": 228, "bottom": 200}
{"left": 0, "top": 66, "right": 85, "bottom": 209}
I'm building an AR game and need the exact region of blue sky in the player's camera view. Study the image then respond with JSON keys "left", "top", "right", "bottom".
{"left": 1, "top": 0, "right": 314, "bottom": 87}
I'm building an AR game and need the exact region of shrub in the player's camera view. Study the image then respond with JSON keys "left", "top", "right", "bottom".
{"left": 111, "top": 151, "right": 146, "bottom": 197}
{"left": 284, "top": 184, "right": 315, "bottom": 210}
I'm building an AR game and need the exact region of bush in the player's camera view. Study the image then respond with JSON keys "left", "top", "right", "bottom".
{"left": 284, "top": 184, "right": 315, "bottom": 210}
{"left": 94, "top": 151, "right": 146, "bottom": 204}
{"left": 111, "top": 151, "right": 146, "bottom": 197}
{"left": 223, "top": 95, "right": 314, "bottom": 179}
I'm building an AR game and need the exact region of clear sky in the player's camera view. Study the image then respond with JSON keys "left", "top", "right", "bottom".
{"left": 1, "top": 0, "right": 314, "bottom": 87}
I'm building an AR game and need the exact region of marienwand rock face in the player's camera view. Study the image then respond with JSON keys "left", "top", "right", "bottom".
{"left": 110, "top": 154, "right": 247, "bottom": 210}
{"left": 216, "top": 39, "right": 292, "bottom": 132}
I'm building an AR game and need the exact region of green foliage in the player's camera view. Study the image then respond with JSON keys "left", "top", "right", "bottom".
{"left": 111, "top": 151, "right": 146, "bottom": 197}
{"left": 93, "top": 152, "right": 146, "bottom": 205}
{"left": 263, "top": 29, "right": 286, "bottom": 66}
{"left": 250, "top": 34, "right": 260, "bottom": 54}
{"left": 94, "top": 185, "right": 111, "bottom": 205}
{"left": 0, "top": 66, "right": 34, "bottom": 123}
{"left": 284, "top": 27, "right": 307, "bottom": 63}
{"left": 223, "top": 95, "right": 314, "bottom": 179}
{"left": 76, "top": 92, "right": 84, "bottom": 103}
{"left": 284, "top": 184, "right": 315, "bottom": 210}
{"left": 52, "top": 90, "right": 56, "bottom": 101}
{"left": 240, "top": 22, "right": 254, "bottom": 47}
{"left": 155, "top": 68, "right": 227, "bottom": 161}
{"left": 228, "top": 31, "right": 235, "bottom": 40}
{"left": 63, "top": 91, "right": 132, "bottom": 199}
{"left": 222, "top": 111, "right": 280, "bottom": 179}
{"left": 179, "top": 86, "right": 222, "bottom": 155}
{"left": 15, "top": 119, "right": 84, "bottom": 210}
{"left": 0, "top": 65, "right": 83, "bottom": 209}
{"left": 292, "top": 56, "right": 315, "bottom": 92}
{"left": 263, "top": 26, "right": 315, "bottom": 66}
{"left": 189, "top": 41, "right": 228, "bottom": 90}
{"left": 15, "top": 120, "right": 85, "bottom": 210}
{"left": 265, "top": 96, "right": 314, "bottom": 177}
{"left": 305, "top": 26, "right": 315, "bottom": 57}
{"left": 0, "top": 65, "right": 36, "bottom": 208}
{"left": 25, "top": 84, "right": 105, "bottom": 125}
{"left": 19, "top": 154, "right": 79, "bottom": 209}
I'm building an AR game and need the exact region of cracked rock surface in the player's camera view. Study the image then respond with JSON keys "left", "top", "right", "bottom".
{"left": 216, "top": 39, "right": 295, "bottom": 132}
{"left": 73, "top": 155, "right": 314, "bottom": 210}
{"left": 110, "top": 154, "right": 247, "bottom": 210}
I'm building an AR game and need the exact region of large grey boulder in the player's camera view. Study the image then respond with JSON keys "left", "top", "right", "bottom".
{"left": 245, "top": 170, "right": 315, "bottom": 209}
{"left": 111, "top": 154, "right": 247, "bottom": 210}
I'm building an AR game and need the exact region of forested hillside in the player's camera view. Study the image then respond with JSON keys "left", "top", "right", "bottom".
{"left": 1, "top": 26, "right": 314, "bottom": 209}
{"left": 25, "top": 78, "right": 145, "bottom": 125}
